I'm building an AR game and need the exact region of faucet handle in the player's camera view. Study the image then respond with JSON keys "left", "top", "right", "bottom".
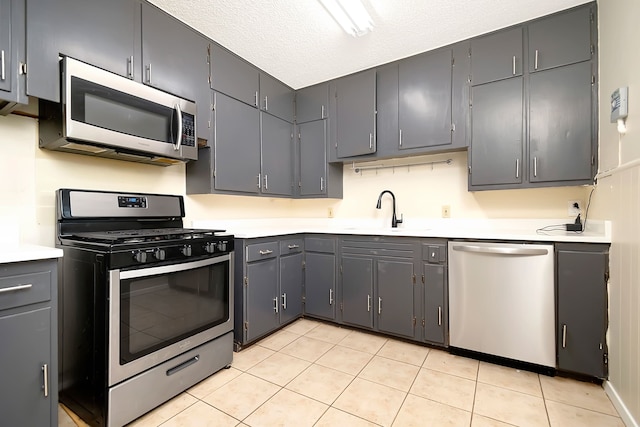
{"left": 397, "top": 214, "right": 403, "bottom": 225}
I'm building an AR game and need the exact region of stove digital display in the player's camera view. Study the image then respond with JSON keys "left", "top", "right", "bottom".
{"left": 117, "top": 196, "right": 147, "bottom": 208}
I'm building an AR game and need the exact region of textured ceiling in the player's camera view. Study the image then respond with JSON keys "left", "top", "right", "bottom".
{"left": 147, "top": 0, "right": 591, "bottom": 89}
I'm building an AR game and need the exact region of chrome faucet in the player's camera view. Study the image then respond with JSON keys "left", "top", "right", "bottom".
{"left": 376, "top": 190, "right": 403, "bottom": 228}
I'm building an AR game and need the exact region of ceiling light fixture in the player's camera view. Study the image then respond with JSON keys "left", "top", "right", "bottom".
{"left": 319, "top": 0, "right": 374, "bottom": 37}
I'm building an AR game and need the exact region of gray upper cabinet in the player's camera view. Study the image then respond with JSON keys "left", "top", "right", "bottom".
{"left": 470, "top": 27, "right": 523, "bottom": 86}
{"left": 26, "top": 0, "right": 139, "bottom": 102}
{"left": 470, "top": 77, "right": 523, "bottom": 187}
{"left": 528, "top": 5, "right": 593, "bottom": 73}
{"left": 261, "top": 113, "right": 294, "bottom": 196}
{"left": 298, "top": 120, "right": 327, "bottom": 197}
{"left": 260, "top": 73, "right": 294, "bottom": 122}
{"left": 0, "top": 0, "right": 28, "bottom": 114}
{"left": 335, "top": 69, "right": 377, "bottom": 158}
{"left": 398, "top": 49, "right": 453, "bottom": 150}
{"left": 295, "top": 83, "right": 329, "bottom": 123}
{"left": 556, "top": 243, "right": 608, "bottom": 378}
{"left": 141, "top": 3, "right": 211, "bottom": 139}
{"left": 210, "top": 43, "right": 259, "bottom": 107}
{"left": 529, "top": 62, "right": 593, "bottom": 183}
{"left": 212, "top": 92, "right": 261, "bottom": 194}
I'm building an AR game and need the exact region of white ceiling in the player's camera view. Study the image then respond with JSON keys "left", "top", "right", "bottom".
{"left": 148, "top": 0, "right": 591, "bottom": 90}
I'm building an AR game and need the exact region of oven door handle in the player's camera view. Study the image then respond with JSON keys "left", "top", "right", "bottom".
{"left": 118, "top": 254, "right": 231, "bottom": 279}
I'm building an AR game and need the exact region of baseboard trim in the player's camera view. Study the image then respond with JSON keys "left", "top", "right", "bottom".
{"left": 604, "top": 380, "right": 639, "bottom": 427}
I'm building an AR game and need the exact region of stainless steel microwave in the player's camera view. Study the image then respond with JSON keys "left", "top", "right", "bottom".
{"left": 39, "top": 57, "right": 197, "bottom": 166}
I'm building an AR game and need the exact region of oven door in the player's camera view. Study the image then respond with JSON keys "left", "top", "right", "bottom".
{"left": 108, "top": 254, "right": 233, "bottom": 386}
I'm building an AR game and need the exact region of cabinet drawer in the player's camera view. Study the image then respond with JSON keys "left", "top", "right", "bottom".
{"left": 0, "top": 267, "right": 52, "bottom": 311}
{"left": 246, "top": 242, "right": 279, "bottom": 262}
{"left": 280, "top": 239, "right": 303, "bottom": 255}
{"left": 422, "top": 243, "right": 447, "bottom": 263}
{"left": 304, "top": 237, "right": 335, "bottom": 253}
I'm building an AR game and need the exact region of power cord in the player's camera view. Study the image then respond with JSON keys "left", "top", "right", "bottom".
{"left": 536, "top": 186, "right": 596, "bottom": 235}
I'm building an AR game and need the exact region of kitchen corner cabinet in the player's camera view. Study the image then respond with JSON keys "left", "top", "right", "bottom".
{"left": 0, "top": 0, "right": 28, "bottom": 114}
{"left": 295, "top": 83, "right": 329, "bottom": 124}
{"left": 421, "top": 241, "right": 448, "bottom": 345}
{"left": 303, "top": 236, "right": 337, "bottom": 321}
{"left": 297, "top": 119, "right": 343, "bottom": 198}
{"left": 556, "top": 243, "right": 608, "bottom": 378}
{"left": 234, "top": 237, "right": 304, "bottom": 348}
{"left": 469, "top": 3, "right": 596, "bottom": 190}
{"left": 339, "top": 237, "right": 420, "bottom": 340}
{"left": 334, "top": 69, "right": 377, "bottom": 158}
{"left": 0, "top": 259, "right": 57, "bottom": 427}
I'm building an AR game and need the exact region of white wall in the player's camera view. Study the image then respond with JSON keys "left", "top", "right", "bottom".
{"left": 591, "top": 0, "right": 640, "bottom": 424}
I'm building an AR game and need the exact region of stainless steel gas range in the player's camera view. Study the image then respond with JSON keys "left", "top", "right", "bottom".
{"left": 55, "top": 189, "right": 234, "bottom": 427}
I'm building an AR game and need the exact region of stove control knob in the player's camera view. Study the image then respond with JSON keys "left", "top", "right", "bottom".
{"left": 204, "top": 242, "right": 216, "bottom": 254}
{"left": 154, "top": 248, "right": 166, "bottom": 261}
{"left": 133, "top": 251, "right": 147, "bottom": 263}
{"left": 217, "top": 241, "right": 227, "bottom": 252}
{"left": 181, "top": 245, "right": 192, "bottom": 257}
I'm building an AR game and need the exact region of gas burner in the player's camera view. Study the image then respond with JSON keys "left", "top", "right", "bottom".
{"left": 68, "top": 228, "right": 226, "bottom": 244}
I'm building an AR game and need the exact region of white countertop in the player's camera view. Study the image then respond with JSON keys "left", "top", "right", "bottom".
{"left": 192, "top": 218, "right": 611, "bottom": 243}
{"left": 0, "top": 225, "right": 63, "bottom": 264}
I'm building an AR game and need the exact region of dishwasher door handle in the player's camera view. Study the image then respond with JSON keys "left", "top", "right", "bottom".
{"left": 451, "top": 244, "right": 549, "bottom": 256}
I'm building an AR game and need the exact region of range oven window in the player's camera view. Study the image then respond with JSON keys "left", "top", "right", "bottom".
{"left": 119, "top": 261, "right": 229, "bottom": 364}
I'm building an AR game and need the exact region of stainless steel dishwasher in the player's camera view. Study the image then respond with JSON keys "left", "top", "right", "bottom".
{"left": 448, "top": 241, "right": 555, "bottom": 367}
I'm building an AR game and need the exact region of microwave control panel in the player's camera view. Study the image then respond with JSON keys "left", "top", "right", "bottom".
{"left": 182, "top": 114, "right": 196, "bottom": 147}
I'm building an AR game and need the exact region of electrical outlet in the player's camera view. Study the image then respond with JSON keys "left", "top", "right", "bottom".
{"left": 567, "top": 200, "right": 583, "bottom": 216}
{"left": 328, "top": 207, "right": 334, "bottom": 218}
{"left": 442, "top": 205, "right": 451, "bottom": 218}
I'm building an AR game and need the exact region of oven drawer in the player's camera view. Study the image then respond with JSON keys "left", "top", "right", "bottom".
{"left": 280, "top": 238, "right": 303, "bottom": 255}
{"left": 0, "top": 261, "right": 54, "bottom": 311}
{"left": 246, "top": 241, "right": 279, "bottom": 262}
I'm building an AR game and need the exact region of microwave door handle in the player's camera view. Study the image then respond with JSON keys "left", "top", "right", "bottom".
{"left": 173, "top": 104, "right": 183, "bottom": 151}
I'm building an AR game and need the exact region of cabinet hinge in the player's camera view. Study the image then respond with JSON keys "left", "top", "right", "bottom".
{"left": 590, "top": 11, "right": 594, "bottom": 23}
{"left": 19, "top": 62, "right": 27, "bottom": 75}
{"left": 412, "top": 274, "right": 416, "bottom": 284}
{"left": 468, "top": 47, "right": 471, "bottom": 57}
{"left": 422, "top": 319, "right": 426, "bottom": 327}
{"left": 412, "top": 317, "right": 417, "bottom": 327}
{"left": 421, "top": 274, "right": 425, "bottom": 284}
{"left": 212, "top": 169, "right": 216, "bottom": 179}
{"left": 244, "top": 321, "right": 248, "bottom": 331}
{"left": 302, "top": 295, "right": 306, "bottom": 302}
{"left": 302, "top": 260, "right": 306, "bottom": 269}
{"left": 244, "top": 276, "right": 248, "bottom": 286}
{"left": 340, "top": 265, "right": 343, "bottom": 274}
{"left": 340, "top": 302, "right": 344, "bottom": 311}
{"left": 590, "top": 44, "right": 595, "bottom": 56}
{"left": 451, "top": 57, "right": 455, "bottom": 66}
{"left": 592, "top": 155, "right": 595, "bottom": 166}
{"left": 298, "top": 181, "right": 302, "bottom": 188}
{"left": 591, "top": 75, "right": 596, "bottom": 85}
{"left": 605, "top": 270, "right": 610, "bottom": 283}
{"left": 451, "top": 123, "right": 455, "bottom": 133}
{"left": 604, "top": 352, "right": 608, "bottom": 365}
{"left": 468, "top": 75, "right": 472, "bottom": 84}
{"left": 468, "top": 165, "right": 472, "bottom": 175}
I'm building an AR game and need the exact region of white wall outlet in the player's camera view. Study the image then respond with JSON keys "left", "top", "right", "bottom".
{"left": 442, "top": 205, "right": 451, "bottom": 218}
{"left": 328, "top": 207, "right": 334, "bottom": 218}
{"left": 568, "top": 200, "right": 583, "bottom": 216}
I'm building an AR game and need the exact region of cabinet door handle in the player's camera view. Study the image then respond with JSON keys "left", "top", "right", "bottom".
{"left": 512, "top": 56, "right": 516, "bottom": 75}
{"left": 1, "top": 50, "right": 5, "bottom": 81}
{"left": 257, "top": 174, "right": 261, "bottom": 189}
{"left": 259, "top": 249, "right": 273, "bottom": 255}
{"left": 369, "top": 133, "right": 373, "bottom": 150}
{"left": 282, "top": 293, "right": 287, "bottom": 310}
{"left": 533, "top": 157, "right": 538, "bottom": 177}
{"left": 0, "top": 283, "right": 33, "bottom": 294}
{"left": 145, "top": 64, "right": 151, "bottom": 83}
{"left": 378, "top": 297, "right": 382, "bottom": 314}
{"left": 562, "top": 324, "right": 567, "bottom": 348}
{"left": 399, "top": 129, "right": 403, "bottom": 147}
{"left": 273, "top": 297, "right": 279, "bottom": 313}
{"left": 42, "top": 364, "right": 49, "bottom": 397}
{"left": 320, "top": 177, "right": 325, "bottom": 191}
{"left": 127, "top": 55, "right": 134, "bottom": 79}
{"left": 264, "top": 174, "right": 268, "bottom": 191}
{"left": 254, "top": 91, "right": 259, "bottom": 107}
{"left": 321, "top": 105, "right": 326, "bottom": 118}
{"left": 367, "top": 295, "right": 371, "bottom": 312}
{"left": 534, "top": 49, "right": 539, "bottom": 70}
{"left": 438, "top": 306, "right": 442, "bottom": 326}
{"left": 329, "top": 288, "right": 334, "bottom": 305}
{"left": 287, "top": 244, "right": 299, "bottom": 250}
{"left": 515, "top": 158, "right": 519, "bottom": 179}
{"left": 264, "top": 95, "right": 268, "bottom": 111}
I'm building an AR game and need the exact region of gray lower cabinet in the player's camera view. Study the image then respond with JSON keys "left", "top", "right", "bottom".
{"left": 334, "top": 69, "right": 377, "bottom": 158}
{"left": 421, "top": 242, "right": 448, "bottom": 345}
{"left": 0, "top": 259, "right": 57, "bottom": 427}
{"left": 295, "top": 82, "right": 329, "bottom": 123}
{"left": 556, "top": 243, "right": 608, "bottom": 378}
{"left": 235, "top": 238, "right": 304, "bottom": 347}
{"left": 141, "top": 3, "right": 212, "bottom": 139}
{"left": 26, "top": 0, "right": 139, "bottom": 102}
{"left": 304, "top": 236, "right": 337, "bottom": 320}
{"left": 0, "top": 0, "right": 28, "bottom": 114}
{"left": 339, "top": 237, "right": 420, "bottom": 340}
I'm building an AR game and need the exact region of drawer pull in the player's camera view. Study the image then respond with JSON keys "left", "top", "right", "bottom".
{"left": 259, "top": 250, "right": 273, "bottom": 255}
{"left": 287, "top": 244, "right": 300, "bottom": 250}
{"left": 0, "top": 283, "right": 33, "bottom": 294}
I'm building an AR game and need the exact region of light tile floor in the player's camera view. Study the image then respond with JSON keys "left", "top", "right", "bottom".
{"left": 58, "top": 318, "right": 624, "bottom": 427}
